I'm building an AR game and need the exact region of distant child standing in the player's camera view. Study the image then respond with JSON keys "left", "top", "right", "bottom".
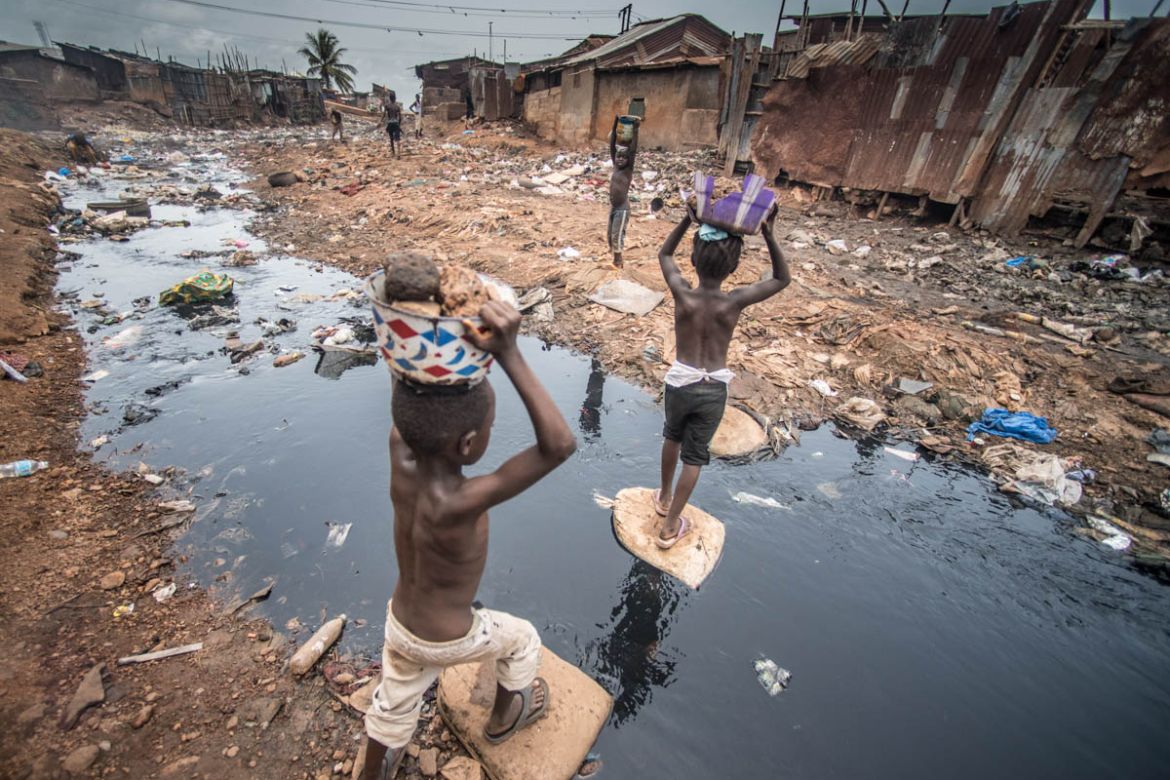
{"left": 653, "top": 204, "right": 790, "bottom": 547}
{"left": 330, "top": 108, "right": 345, "bottom": 143}
{"left": 384, "top": 91, "right": 403, "bottom": 158}
{"left": 409, "top": 93, "right": 423, "bottom": 138}
{"left": 607, "top": 115, "right": 639, "bottom": 268}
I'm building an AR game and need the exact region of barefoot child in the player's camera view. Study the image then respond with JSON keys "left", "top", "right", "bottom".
{"left": 384, "top": 91, "right": 403, "bottom": 158}
{"left": 362, "top": 302, "right": 578, "bottom": 778}
{"left": 608, "top": 115, "right": 639, "bottom": 268}
{"left": 653, "top": 205, "right": 790, "bottom": 548}
{"left": 330, "top": 109, "right": 345, "bottom": 143}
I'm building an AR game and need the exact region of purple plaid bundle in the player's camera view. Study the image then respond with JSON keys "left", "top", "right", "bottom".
{"left": 692, "top": 172, "right": 776, "bottom": 236}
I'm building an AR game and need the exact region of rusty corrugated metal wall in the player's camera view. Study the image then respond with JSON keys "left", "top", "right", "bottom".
{"left": 972, "top": 18, "right": 1170, "bottom": 238}
{"left": 751, "top": 0, "right": 1084, "bottom": 204}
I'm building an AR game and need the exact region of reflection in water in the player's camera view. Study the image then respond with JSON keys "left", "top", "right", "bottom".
{"left": 582, "top": 560, "right": 688, "bottom": 726}
{"left": 579, "top": 358, "right": 606, "bottom": 440}
{"left": 314, "top": 347, "right": 378, "bottom": 380}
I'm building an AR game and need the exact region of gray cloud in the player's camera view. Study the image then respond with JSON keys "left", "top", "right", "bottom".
{"left": 3, "top": 0, "right": 1162, "bottom": 97}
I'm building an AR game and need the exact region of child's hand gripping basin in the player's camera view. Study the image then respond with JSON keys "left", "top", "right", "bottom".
{"left": 365, "top": 270, "right": 493, "bottom": 386}
{"left": 691, "top": 171, "right": 777, "bottom": 236}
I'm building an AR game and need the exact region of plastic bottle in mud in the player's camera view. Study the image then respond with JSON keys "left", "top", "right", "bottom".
{"left": 0, "top": 460, "right": 49, "bottom": 478}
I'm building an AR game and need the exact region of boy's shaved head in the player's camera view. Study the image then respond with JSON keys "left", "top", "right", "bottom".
{"left": 392, "top": 379, "right": 493, "bottom": 457}
{"left": 691, "top": 234, "right": 743, "bottom": 281}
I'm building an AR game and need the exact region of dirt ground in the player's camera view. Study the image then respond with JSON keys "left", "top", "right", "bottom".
{"left": 0, "top": 128, "right": 464, "bottom": 779}
{"left": 2, "top": 109, "right": 1168, "bottom": 778}
{"left": 235, "top": 117, "right": 1170, "bottom": 556}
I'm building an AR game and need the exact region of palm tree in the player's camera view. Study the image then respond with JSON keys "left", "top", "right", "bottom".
{"left": 299, "top": 28, "right": 357, "bottom": 93}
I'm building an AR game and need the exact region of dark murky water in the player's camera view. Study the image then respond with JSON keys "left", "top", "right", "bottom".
{"left": 56, "top": 150, "right": 1170, "bottom": 779}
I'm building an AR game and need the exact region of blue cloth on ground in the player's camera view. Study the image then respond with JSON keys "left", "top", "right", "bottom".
{"left": 966, "top": 408, "right": 1058, "bottom": 444}
{"left": 698, "top": 223, "right": 729, "bottom": 242}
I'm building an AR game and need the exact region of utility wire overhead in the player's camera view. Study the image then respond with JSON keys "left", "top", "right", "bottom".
{"left": 154, "top": 0, "right": 594, "bottom": 39}
{"left": 322, "top": 0, "right": 619, "bottom": 17}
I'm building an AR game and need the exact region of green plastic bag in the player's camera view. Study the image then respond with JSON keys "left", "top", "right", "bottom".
{"left": 159, "top": 271, "right": 235, "bottom": 306}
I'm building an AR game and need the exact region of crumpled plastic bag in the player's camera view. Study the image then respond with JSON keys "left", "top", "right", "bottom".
{"left": 588, "top": 279, "right": 663, "bottom": 316}
{"left": 967, "top": 408, "right": 1057, "bottom": 444}
{"left": 834, "top": 397, "right": 886, "bottom": 431}
{"left": 159, "top": 271, "right": 235, "bottom": 306}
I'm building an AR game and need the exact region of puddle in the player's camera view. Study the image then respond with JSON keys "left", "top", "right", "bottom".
{"left": 56, "top": 146, "right": 1170, "bottom": 779}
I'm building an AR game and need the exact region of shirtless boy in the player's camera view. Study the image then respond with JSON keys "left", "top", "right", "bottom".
{"left": 384, "top": 92, "right": 403, "bottom": 158}
{"left": 362, "top": 301, "right": 578, "bottom": 778}
{"left": 653, "top": 205, "right": 790, "bottom": 547}
{"left": 608, "top": 115, "right": 639, "bottom": 268}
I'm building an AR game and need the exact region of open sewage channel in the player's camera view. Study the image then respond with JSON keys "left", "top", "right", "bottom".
{"left": 52, "top": 144, "right": 1170, "bottom": 779}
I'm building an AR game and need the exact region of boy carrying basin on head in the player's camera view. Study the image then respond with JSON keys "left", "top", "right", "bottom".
{"left": 653, "top": 202, "right": 791, "bottom": 548}
{"left": 362, "top": 301, "right": 578, "bottom": 778}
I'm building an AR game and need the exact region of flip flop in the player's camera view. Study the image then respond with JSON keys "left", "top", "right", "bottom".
{"left": 652, "top": 489, "right": 670, "bottom": 517}
{"left": 484, "top": 677, "right": 550, "bottom": 745}
{"left": 655, "top": 515, "right": 692, "bottom": 549}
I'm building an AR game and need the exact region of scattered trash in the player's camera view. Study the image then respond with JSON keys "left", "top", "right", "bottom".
{"left": 152, "top": 582, "right": 177, "bottom": 602}
{"left": 158, "top": 499, "right": 196, "bottom": 513}
{"left": 817, "top": 482, "right": 842, "bottom": 500}
{"left": 808, "top": 379, "right": 837, "bottom": 397}
{"left": 325, "top": 522, "right": 352, "bottom": 548}
{"left": 117, "top": 642, "right": 202, "bottom": 666}
{"left": 984, "top": 443, "right": 1082, "bottom": 506}
{"left": 273, "top": 352, "right": 305, "bottom": 368}
{"left": 730, "top": 491, "right": 789, "bottom": 510}
{"left": 267, "top": 171, "right": 302, "bottom": 187}
{"left": 122, "top": 403, "right": 159, "bottom": 426}
{"left": 103, "top": 324, "right": 144, "bottom": 349}
{"left": 895, "top": 378, "right": 933, "bottom": 396}
{"left": 159, "top": 271, "right": 235, "bottom": 306}
{"left": 81, "top": 369, "right": 110, "bottom": 383}
{"left": 1148, "top": 454, "right": 1170, "bottom": 469}
{"left": 1087, "top": 516, "right": 1133, "bottom": 551}
{"left": 289, "top": 615, "right": 347, "bottom": 676}
{"left": 825, "top": 239, "right": 849, "bottom": 256}
{"left": 883, "top": 447, "right": 920, "bottom": 463}
{"left": 588, "top": 279, "right": 663, "bottom": 316}
{"left": 966, "top": 409, "right": 1057, "bottom": 444}
{"left": 1148, "top": 429, "right": 1170, "bottom": 455}
{"left": 90, "top": 436, "right": 109, "bottom": 449}
{"left": 112, "top": 604, "right": 134, "bottom": 619}
{"left": 141, "top": 473, "right": 164, "bottom": 486}
{"left": 833, "top": 397, "right": 884, "bottom": 431}
{"left": 0, "top": 356, "right": 28, "bottom": 383}
{"left": 0, "top": 460, "right": 49, "bottom": 479}
{"left": 753, "top": 657, "right": 791, "bottom": 696}
{"left": 557, "top": 247, "right": 581, "bottom": 260}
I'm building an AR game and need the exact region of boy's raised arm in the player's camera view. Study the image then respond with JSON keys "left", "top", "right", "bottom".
{"left": 730, "top": 206, "right": 791, "bottom": 308}
{"left": 658, "top": 210, "right": 694, "bottom": 295}
{"left": 609, "top": 115, "right": 618, "bottom": 162}
{"left": 455, "top": 302, "right": 577, "bottom": 515}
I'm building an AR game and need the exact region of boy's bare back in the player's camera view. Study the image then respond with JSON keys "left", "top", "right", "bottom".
{"left": 387, "top": 303, "right": 577, "bottom": 643}
{"left": 659, "top": 207, "right": 790, "bottom": 371}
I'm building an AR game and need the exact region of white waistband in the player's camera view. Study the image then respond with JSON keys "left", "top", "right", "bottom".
{"left": 664, "top": 360, "right": 735, "bottom": 388}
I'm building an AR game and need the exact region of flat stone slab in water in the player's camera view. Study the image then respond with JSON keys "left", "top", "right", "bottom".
{"left": 438, "top": 648, "right": 611, "bottom": 780}
{"left": 612, "top": 487, "right": 725, "bottom": 589}
{"left": 710, "top": 405, "right": 767, "bottom": 458}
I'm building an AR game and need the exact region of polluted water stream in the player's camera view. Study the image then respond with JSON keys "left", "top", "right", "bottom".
{"left": 55, "top": 146, "right": 1170, "bottom": 779}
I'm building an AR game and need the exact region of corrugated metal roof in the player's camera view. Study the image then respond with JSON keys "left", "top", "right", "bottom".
{"left": 560, "top": 14, "right": 728, "bottom": 68}
{"left": 785, "top": 34, "right": 882, "bottom": 78}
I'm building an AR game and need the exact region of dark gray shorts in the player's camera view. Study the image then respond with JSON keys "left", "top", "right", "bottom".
{"left": 663, "top": 381, "right": 727, "bottom": 466}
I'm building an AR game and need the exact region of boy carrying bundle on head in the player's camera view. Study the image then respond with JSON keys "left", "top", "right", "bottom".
{"left": 361, "top": 301, "right": 578, "bottom": 778}
{"left": 608, "top": 115, "right": 640, "bottom": 269}
{"left": 652, "top": 200, "right": 790, "bottom": 548}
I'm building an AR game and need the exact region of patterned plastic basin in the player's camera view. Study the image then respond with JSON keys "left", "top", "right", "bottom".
{"left": 364, "top": 271, "right": 493, "bottom": 386}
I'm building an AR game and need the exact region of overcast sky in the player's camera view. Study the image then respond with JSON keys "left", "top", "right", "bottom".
{"left": 2, "top": 0, "right": 1161, "bottom": 96}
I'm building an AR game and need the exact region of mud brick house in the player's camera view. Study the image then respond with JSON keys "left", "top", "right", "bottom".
{"left": 0, "top": 43, "right": 100, "bottom": 102}
{"left": 414, "top": 56, "right": 495, "bottom": 120}
{"left": 519, "top": 15, "right": 732, "bottom": 151}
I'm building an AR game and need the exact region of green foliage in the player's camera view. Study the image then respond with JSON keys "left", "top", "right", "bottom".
{"left": 298, "top": 28, "right": 358, "bottom": 93}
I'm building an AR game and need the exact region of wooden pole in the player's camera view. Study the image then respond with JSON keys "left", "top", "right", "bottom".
{"left": 898, "top": 0, "right": 910, "bottom": 21}
{"left": 847, "top": 0, "right": 857, "bottom": 41}
{"left": 859, "top": 0, "right": 868, "bottom": 35}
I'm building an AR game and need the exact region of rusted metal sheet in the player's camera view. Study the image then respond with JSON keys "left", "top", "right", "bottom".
{"left": 561, "top": 15, "right": 729, "bottom": 69}
{"left": 749, "top": 0, "right": 1137, "bottom": 235}
{"left": 971, "top": 17, "right": 1170, "bottom": 239}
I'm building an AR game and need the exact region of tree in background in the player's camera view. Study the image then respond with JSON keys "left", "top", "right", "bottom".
{"left": 299, "top": 28, "right": 357, "bottom": 93}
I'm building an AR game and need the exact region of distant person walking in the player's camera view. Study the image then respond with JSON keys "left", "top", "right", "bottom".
{"left": 330, "top": 108, "right": 345, "bottom": 143}
{"left": 409, "top": 93, "right": 423, "bottom": 138}
{"left": 384, "top": 91, "right": 403, "bottom": 158}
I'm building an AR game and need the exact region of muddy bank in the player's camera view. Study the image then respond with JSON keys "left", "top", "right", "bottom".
{"left": 235, "top": 124, "right": 1170, "bottom": 554}
{"left": 0, "top": 129, "right": 418, "bottom": 779}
